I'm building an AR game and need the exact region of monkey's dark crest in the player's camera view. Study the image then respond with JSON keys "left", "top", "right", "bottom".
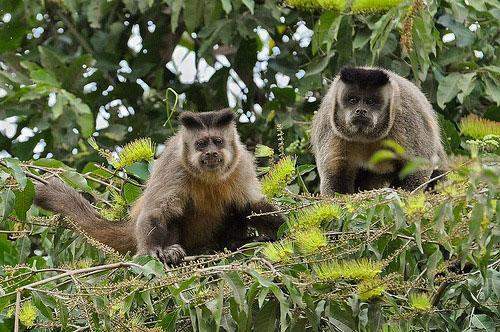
{"left": 34, "top": 109, "right": 284, "bottom": 265}
{"left": 339, "top": 67, "right": 390, "bottom": 88}
{"left": 179, "top": 108, "right": 235, "bottom": 130}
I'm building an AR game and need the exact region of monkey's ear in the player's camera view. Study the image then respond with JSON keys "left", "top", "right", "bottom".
{"left": 179, "top": 112, "right": 203, "bottom": 129}
{"left": 214, "top": 108, "right": 235, "bottom": 127}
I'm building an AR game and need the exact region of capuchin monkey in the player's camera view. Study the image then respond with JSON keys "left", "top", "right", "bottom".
{"left": 311, "top": 66, "right": 447, "bottom": 195}
{"left": 35, "top": 109, "right": 284, "bottom": 264}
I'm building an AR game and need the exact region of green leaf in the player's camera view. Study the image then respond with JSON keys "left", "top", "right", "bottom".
{"left": 160, "top": 309, "right": 179, "bottom": 332}
{"left": 170, "top": 0, "right": 183, "bottom": 31}
{"left": 30, "top": 69, "right": 61, "bottom": 87}
{"left": 220, "top": 0, "right": 232, "bottom": 14}
{"left": 436, "top": 72, "right": 461, "bottom": 109}
{"left": 4, "top": 158, "right": 27, "bottom": 190}
{"left": 471, "top": 314, "right": 495, "bottom": 330}
{"left": 436, "top": 14, "right": 475, "bottom": 48}
{"left": 123, "top": 182, "right": 142, "bottom": 204}
{"left": 14, "top": 180, "right": 35, "bottom": 221}
{"left": 0, "top": 189, "right": 16, "bottom": 220}
{"left": 60, "top": 171, "right": 90, "bottom": 192}
{"left": 241, "top": 0, "right": 255, "bottom": 14}
{"left": 254, "top": 300, "right": 277, "bottom": 332}
{"left": 183, "top": 0, "right": 204, "bottom": 33}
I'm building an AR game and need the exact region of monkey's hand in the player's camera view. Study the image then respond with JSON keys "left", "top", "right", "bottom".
{"left": 149, "top": 244, "right": 186, "bottom": 265}
{"left": 247, "top": 200, "right": 285, "bottom": 240}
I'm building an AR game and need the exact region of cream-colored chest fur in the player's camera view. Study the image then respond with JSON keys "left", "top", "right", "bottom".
{"left": 181, "top": 176, "right": 251, "bottom": 249}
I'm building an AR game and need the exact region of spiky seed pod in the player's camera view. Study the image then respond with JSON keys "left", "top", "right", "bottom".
{"left": 285, "top": 0, "right": 346, "bottom": 11}
{"left": 19, "top": 301, "right": 38, "bottom": 328}
{"left": 284, "top": 0, "right": 320, "bottom": 10}
{"left": 357, "top": 277, "right": 385, "bottom": 301}
{"left": 294, "top": 227, "right": 328, "bottom": 253}
{"left": 351, "top": 0, "right": 404, "bottom": 13}
{"left": 409, "top": 293, "right": 432, "bottom": 311}
{"left": 292, "top": 203, "right": 341, "bottom": 230}
{"left": 101, "top": 189, "right": 128, "bottom": 221}
{"left": 317, "top": 0, "right": 347, "bottom": 11}
{"left": 460, "top": 115, "right": 500, "bottom": 139}
{"left": 261, "top": 156, "right": 296, "bottom": 198}
{"left": 88, "top": 137, "right": 115, "bottom": 164}
{"left": 403, "top": 193, "right": 426, "bottom": 217}
{"left": 314, "top": 259, "right": 383, "bottom": 281}
{"left": 400, "top": 0, "right": 424, "bottom": 54}
{"left": 113, "top": 138, "right": 155, "bottom": 169}
{"left": 262, "top": 241, "right": 294, "bottom": 263}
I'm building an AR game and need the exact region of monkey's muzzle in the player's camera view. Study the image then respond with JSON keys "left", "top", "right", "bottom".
{"left": 200, "top": 152, "right": 224, "bottom": 169}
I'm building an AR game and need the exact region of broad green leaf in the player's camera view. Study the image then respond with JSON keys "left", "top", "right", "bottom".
{"left": 60, "top": 171, "right": 90, "bottom": 192}
{"left": 0, "top": 189, "right": 15, "bottom": 220}
{"left": 436, "top": 72, "right": 461, "bottom": 109}
{"left": 4, "top": 158, "right": 27, "bottom": 190}
{"left": 221, "top": 0, "right": 232, "bottom": 14}
{"left": 14, "top": 180, "right": 34, "bottom": 220}
{"left": 241, "top": 0, "right": 254, "bottom": 14}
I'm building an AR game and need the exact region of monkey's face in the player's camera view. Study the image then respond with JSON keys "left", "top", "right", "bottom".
{"left": 179, "top": 109, "right": 239, "bottom": 181}
{"left": 333, "top": 84, "right": 391, "bottom": 141}
{"left": 189, "top": 132, "right": 234, "bottom": 173}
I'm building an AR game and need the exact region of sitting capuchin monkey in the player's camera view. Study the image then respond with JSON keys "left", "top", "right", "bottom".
{"left": 311, "top": 67, "right": 447, "bottom": 195}
{"left": 35, "top": 109, "right": 284, "bottom": 264}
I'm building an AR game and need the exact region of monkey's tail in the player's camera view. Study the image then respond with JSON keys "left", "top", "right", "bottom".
{"left": 34, "top": 178, "right": 137, "bottom": 254}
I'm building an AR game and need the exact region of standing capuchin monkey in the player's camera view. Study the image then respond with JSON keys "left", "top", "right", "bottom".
{"left": 35, "top": 109, "right": 284, "bottom": 264}
{"left": 311, "top": 67, "right": 447, "bottom": 195}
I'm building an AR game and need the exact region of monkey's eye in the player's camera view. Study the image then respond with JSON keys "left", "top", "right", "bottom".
{"left": 195, "top": 139, "right": 208, "bottom": 150}
{"left": 212, "top": 137, "right": 223, "bottom": 146}
{"left": 348, "top": 96, "right": 359, "bottom": 105}
{"left": 365, "top": 97, "right": 377, "bottom": 106}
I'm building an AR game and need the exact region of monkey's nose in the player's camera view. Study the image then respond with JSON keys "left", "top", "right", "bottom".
{"left": 205, "top": 151, "right": 219, "bottom": 159}
{"left": 355, "top": 109, "right": 367, "bottom": 117}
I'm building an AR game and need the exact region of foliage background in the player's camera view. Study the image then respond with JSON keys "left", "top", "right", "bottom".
{"left": 0, "top": 0, "right": 499, "bottom": 331}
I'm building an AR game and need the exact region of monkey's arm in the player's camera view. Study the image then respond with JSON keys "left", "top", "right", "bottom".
{"left": 319, "top": 160, "right": 358, "bottom": 195}
{"left": 134, "top": 198, "right": 187, "bottom": 265}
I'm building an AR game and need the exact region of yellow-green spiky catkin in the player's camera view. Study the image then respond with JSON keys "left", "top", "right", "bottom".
{"left": 409, "top": 293, "right": 432, "bottom": 311}
{"left": 317, "top": 0, "right": 347, "bottom": 11}
{"left": 357, "top": 278, "right": 385, "bottom": 301}
{"left": 293, "top": 203, "right": 341, "bottom": 230}
{"left": 460, "top": 115, "right": 500, "bottom": 139}
{"left": 113, "top": 138, "right": 155, "bottom": 169}
{"left": 314, "top": 259, "right": 383, "bottom": 281}
{"left": 101, "top": 190, "right": 128, "bottom": 221}
{"left": 19, "top": 301, "right": 37, "bottom": 328}
{"left": 285, "top": 0, "right": 346, "bottom": 11}
{"left": 403, "top": 193, "right": 426, "bottom": 217}
{"left": 351, "top": 0, "right": 404, "bottom": 13}
{"left": 261, "top": 156, "right": 295, "bottom": 198}
{"left": 262, "top": 241, "right": 294, "bottom": 263}
{"left": 294, "top": 228, "right": 328, "bottom": 254}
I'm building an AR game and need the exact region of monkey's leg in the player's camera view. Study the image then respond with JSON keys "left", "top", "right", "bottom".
{"left": 391, "top": 169, "right": 432, "bottom": 192}
{"left": 135, "top": 210, "right": 186, "bottom": 265}
{"left": 320, "top": 163, "right": 357, "bottom": 195}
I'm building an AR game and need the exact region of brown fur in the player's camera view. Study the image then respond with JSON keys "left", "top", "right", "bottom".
{"left": 35, "top": 109, "right": 284, "bottom": 264}
{"left": 311, "top": 67, "right": 447, "bottom": 195}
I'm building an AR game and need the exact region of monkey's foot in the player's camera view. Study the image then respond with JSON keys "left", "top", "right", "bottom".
{"left": 151, "top": 244, "right": 186, "bottom": 265}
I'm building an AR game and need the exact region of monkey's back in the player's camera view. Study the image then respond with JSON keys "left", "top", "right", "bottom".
{"left": 384, "top": 70, "right": 446, "bottom": 165}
